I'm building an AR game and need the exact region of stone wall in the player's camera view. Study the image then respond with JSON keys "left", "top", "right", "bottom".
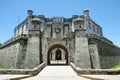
{"left": 24, "top": 30, "right": 41, "bottom": 69}
{"left": 0, "top": 35, "right": 27, "bottom": 69}
{"left": 70, "top": 62, "right": 120, "bottom": 75}
{"left": 0, "top": 43, "right": 20, "bottom": 69}
{"left": 88, "top": 45, "right": 100, "bottom": 69}
{"left": 0, "top": 62, "right": 46, "bottom": 76}
{"left": 74, "top": 30, "right": 91, "bottom": 69}
{"left": 88, "top": 35, "right": 120, "bottom": 69}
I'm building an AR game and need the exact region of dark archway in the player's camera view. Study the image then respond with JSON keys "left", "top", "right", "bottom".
{"left": 47, "top": 44, "right": 68, "bottom": 65}
{"left": 55, "top": 49, "right": 62, "bottom": 60}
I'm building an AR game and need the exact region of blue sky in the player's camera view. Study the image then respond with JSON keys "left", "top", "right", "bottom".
{"left": 0, "top": 0, "right": 120, "bottom": 47}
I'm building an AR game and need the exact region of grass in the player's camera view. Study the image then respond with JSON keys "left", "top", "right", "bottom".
{"left": 0, "top": 65, "right": 4, "bottom": 69}
{"left": 111, "top": 64, "right": 120, "bottom": 69}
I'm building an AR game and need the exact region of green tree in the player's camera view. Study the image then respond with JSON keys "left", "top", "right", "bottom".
{"left": 0, "top": 43, "right": 2, "bottom": 47}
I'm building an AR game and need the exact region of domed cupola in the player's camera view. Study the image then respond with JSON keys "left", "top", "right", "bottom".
{"left": 31, "top": 17, "right": 42, "bottom": 30}
{"left": 73, "top": 17, "right": 85, "bottom": 30}
{"left": 74, "top": 17, "right": 85, "bottom": 24}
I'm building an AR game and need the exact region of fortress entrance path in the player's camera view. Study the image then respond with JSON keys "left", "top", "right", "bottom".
{"left": 22, "top": 66, "right": 89, "bottom": 80}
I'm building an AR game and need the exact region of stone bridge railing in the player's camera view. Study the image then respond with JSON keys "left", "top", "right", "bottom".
{"left": 70, "top": 62, "right": 120, "bottom": 75}
{"left": 0, "top": 62, "right": 46, "bottom": 76}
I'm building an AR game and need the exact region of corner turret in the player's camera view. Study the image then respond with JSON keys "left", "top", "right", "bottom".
{"left": 27, "top": 10, "right": 33, "bottom": 16}
{"left": 83, "top": 9, "right": 89, "bottom": 17}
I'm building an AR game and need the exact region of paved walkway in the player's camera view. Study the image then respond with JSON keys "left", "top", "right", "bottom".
{"left": 0, "top": 74, "right": 30, "bottom": 80}
{"left": 22, "top": 66, "right": 89, "bottom": 80}
{"left": 81, "top": 75, "right": 120, "bottom": 80}
{"left": 1, "top": 66, "right": 120, "bottom": 80}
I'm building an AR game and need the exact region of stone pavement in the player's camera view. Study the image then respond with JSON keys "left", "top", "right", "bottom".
{"left": 1, "top": 66, "right": 120, "bottom": 80}
{"left": 22, "top": 66, "right": 90, "bottom": 80}
{"left": 0, "top": 74, "right": 30, "bottom": 80}
{"left": 81, "top": 75, "right": 120, "bottom": 80}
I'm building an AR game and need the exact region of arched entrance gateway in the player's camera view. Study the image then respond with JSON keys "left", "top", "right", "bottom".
{"left": 47, "top": 44, "right": 68, "bottom": 65}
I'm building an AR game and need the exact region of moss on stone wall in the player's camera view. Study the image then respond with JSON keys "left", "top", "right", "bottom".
{"left": 111, "top": 64, "right": 120, "bottom": 69}
{"left": 0, "top": 65, "right": 4, "bottom": 69}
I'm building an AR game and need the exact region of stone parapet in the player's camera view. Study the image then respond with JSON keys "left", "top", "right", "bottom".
{"left": 0, "top": 62, "right": 46, "bottom": 76}
{"left": 88, "top": 34, "right": 120, "bottom": 69}
{"left": 70, "top": 62, "right": 120, "bottom": 75}
{"left": 0, "top": 34, "right": 27, "bottom": 48}
{"left": 88, "top": 34, "right": 120, "bottom": 48}
{"left": 88, "top": 34, "right": 113, "bottom": 44}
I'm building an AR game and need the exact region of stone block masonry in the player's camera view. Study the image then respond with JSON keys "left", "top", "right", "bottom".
{"left": 88, "top": 45, "right": 100, "bottom": 69}
{"left": 0, "top": 35, "right": 27, "bottom": 69}
{"left": 74, "top": 30, "right": 91, "bottom": 69}
{"left": 0, "top": 10, "right": 120, "bottom": 69}
{"left": 24, "top": 30, "right": 41, "bottom": 69}
{"left": 88, "top": 35, "right": 120, "bottom": 69}
{"left": 0, "top": 43, "right": 20, "bottom": 69}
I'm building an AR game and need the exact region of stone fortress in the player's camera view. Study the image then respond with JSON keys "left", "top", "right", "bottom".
{"left": 0, "top": 10, "right": 120, "bottom": 69}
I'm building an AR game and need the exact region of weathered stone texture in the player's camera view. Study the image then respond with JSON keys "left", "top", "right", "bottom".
{"left": 0, "top": 43, "right": 20, "bottom": 69}
{"left": 89, "top": 36, "right": 120, "bottom": 69}
{"left": 0, "top": 39, "right": 27, "bottom": 69}
{"left": 24, "top": 30, "right": 41, "bottom": 69}
{"left": 0, "top": 10, "right": 120, "bottom": 69}
{"left": 89, "top": 45, "right": 100, "bottom": 69}
{"left": 75, "top": 37, "right": 91, "bottom": 69}
{"left": 16, "top": 40, "right": 27, "bottom": 69}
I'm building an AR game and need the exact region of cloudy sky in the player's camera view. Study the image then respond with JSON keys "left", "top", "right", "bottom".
{"left": 0, "top": 0, "right": 120, "bottom": 47}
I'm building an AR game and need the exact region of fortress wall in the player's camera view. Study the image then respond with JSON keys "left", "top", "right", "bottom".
{"left": 74, "top": 30, "right": 91, "bottom": 69}
{"left": 88, "top": 45, "right": 100, "bottom": 69}
{"left": 0, "top": 35, "right": 27, "bottom": 69}
{"left": 0, "top": 42, "right": 20, "bottom": 69}
{"left": 24, "top": 30, "right": 41, "bottom": 69}
{"left": 98, "top": 44, "right": 120, "bottom": 69}
{"left": 89, "top": 37, "right": 120, "bottom": 69}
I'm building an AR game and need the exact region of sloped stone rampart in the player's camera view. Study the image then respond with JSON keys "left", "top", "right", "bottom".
{"left": 0, "top": 35, "right": 27, "bottom": 69}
